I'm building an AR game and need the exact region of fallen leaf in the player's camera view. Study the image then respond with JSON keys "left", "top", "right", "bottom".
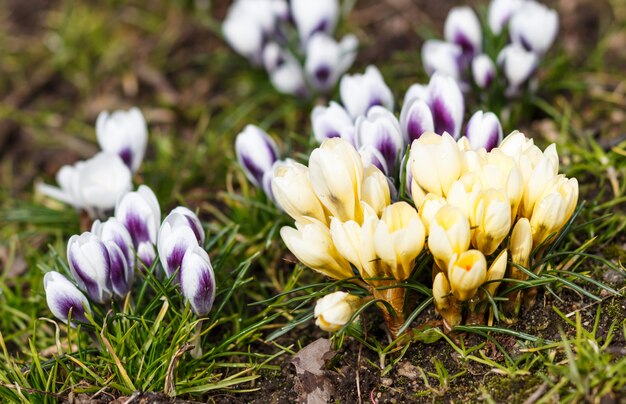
{"left": 291, "top": 338, "right": 337, "bottom": 404}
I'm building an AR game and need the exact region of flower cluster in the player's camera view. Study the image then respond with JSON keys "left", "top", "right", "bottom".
{"left": 38, "top": 108, "right": 147, "bottom": 218}
{"left": 222, "top": 0, "right": 358, "bottom": 97}
{"left": 44, "top": 185, "right": 215, "bottom": 327}
{"left": 275, "top": 129, "right": 578, "bottom": 337}
{"left": 422, "top": 1, "right": 558, "bottom": 97}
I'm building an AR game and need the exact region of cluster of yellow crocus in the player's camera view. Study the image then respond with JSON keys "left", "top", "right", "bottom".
{"left": 274, "top": 138, "right": 426, "bottom": 337}
{"left": 410, "top": 131, "right": 578, "bottom": 329}
{"left": 275, "top": 131, "right": 578, "bottom": 337}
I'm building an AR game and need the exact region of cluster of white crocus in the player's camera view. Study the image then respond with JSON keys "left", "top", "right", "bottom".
{"left": 38, "top": 108, "right": 148, "bottom": 218}
{"left": 312, "top": 66, "right": 503, "bottom": 180}
{"left": 422, "top": 1, "right": 558, "bottom": 96}
{"left": 276, "top": 130, "right": 578, "bottom": 336}
{"left": 222, "top": 0, "right": 358, "bottom": 97}
{"left": 44, "top": 185, "right": 216, "bottom": 327}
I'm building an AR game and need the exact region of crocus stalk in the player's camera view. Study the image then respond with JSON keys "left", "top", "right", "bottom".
{"left": 505, "top": 218, "right": 532, "bottom": 314}
{"left": 314, "top": 291, "right": 362, "bottom": 332}
{"left": 372, "top": 283, "right": 407, "bottom": 340}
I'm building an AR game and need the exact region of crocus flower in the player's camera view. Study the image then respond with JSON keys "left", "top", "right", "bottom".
{"left": 291, "top": 0, "right": 339, "bottom": 43}
{"left": 399, "top": 97, "right": 434, "bottom": 143}
{"left": 235, "top": 125, "right": 280, "bottom": 190}
{"left": 105, "top": 240, "right": 133, "bottom": 299}
{"left": 314, "top": 291, "right": 361, "bottom": 332}
{"left": 38, "top": 152, "right": 132, "bottom": 218}
{"left": 427, "top": 73, "right": 465, "bottom": 139}
{"left": 96, "top": 107, "right": 148, "bottom": 172}
{"left": 497, "top": 44, "right": 538, "bottom": 95}
{"left": 472, "top": 189, "right": 511, "bottom": 255}
{"left": 410, "top": 132, "right": 463, "bottom": 197}
{"left": 67, "top": 232, "right": 112, "bottom": 304}
{"left": 471, "top": 54, "right": 496, "bottom": 89}
{"left": 158, "top": 211, "right": 200, "bottom": 279}
{"left": 509, "top": 1, "right": 559, "bottom": 55}
{"left": 488, "top": 0, "right": 525, "bottom": 35}
{"left": 137, "top": 241, "right": 157, "bottom": 269}
{"left": 355, "top": 106, "right": 405, "bottom": 174}
{"left": 447, "top": 249, "right": 487, "bottom": 301}
{"left": 465, "top": 110, "right": 503, "bottom": 151}
{"left": 168, "top": 207, "right": 205, "bottom": 245}
{"left": 311, "top": 101, "right": 355, "bottom": 145}
{"left": 304, "top": 33, "right": 358, "bottom": 92}
{"left": 92, "top": 217, "right": 135, "bottom": 281}
{"left": 358, "top": 145, "right": 389, "bottom": 176}
{"left": 427, "top": 204, "right": 471, "bottom": 269}
{"left": 444, "top": 6, "right": 482, "bottom": 56}
{"left": 180, "top": 246, "right": 216, "bottom": 316}
{"left": 361, "top": 165, "right": 391, "bottom": 216}
{"left": 421, "top": 40, "right": 464, "bottom": 82}
{"left": 44, "top": 271, "right": 91, "bottom": 326}
{"left": 340, "top": 66, "right": 394, "bottom": 119}
{"left": 267, "top": 49, "right": 308, "bottom": 96}
{"left": 115, "top": 185, "right": 161, "bottom": 248}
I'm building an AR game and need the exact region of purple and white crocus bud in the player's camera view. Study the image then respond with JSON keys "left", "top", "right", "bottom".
{"left": 92, "top": 217, "right": 135, "bottom": 280}
{"left": 311, "top": 101, "right": 355, "bottom": 145}
{"left": 96, "top": 108, "right": 148, "bottom": 173}
{"left": 67, "top": 233, "right": 112, "bottom": 304}
{"left": 304, "top": 33, "right": 358, "bottom": 93}
{"left": 44, "top": 271, "right": 91, "bottom": 326}
{"left": 472, "top": 54, "right": 496, "bottom": 89}
{"left": 355, "top": 106, "right": 405, "bottom": 174}
{"left": 359, "top": 145, "right": 389, "bottom": 175}
{"left": 235, "top": 125, "right": 279, "bottom": 188}
{"left": 509, "top": 1, "right": 559, "bottom": 55}
{"left": 105, "top": 241, "right": 133, "bottom": 299}
{"left": 115, "top": 185, "right": 161, "bottom": 248}
{"left": 465, "top": 111, "right": 503, "bottom": 151}
{"left": 158, "top": 210, "right": 201, "bottom": 279}
{"left": 340, "top": 65, "right": 394, "bottom": 119}
{"left": 488, "top": 0, "right": 524, "bottom": 35}
{"left": 291, "top": 0, "right": 339, "bottom": 44}
{"left": 400, "top": 98, "right": 434, "bottom": 143}
{"left": 421, "top": 40, "right": 464, "bottom": 81}
{"left": 180, "top": 246, "right": 216, "bottom": 317}
{"left": 168, "top": 207, "right": 205, "bottom": 245}
{"left": 137, "top": 241, "right": 157, "bottom": 269}
{"left": 427, "top": 72, "right": 465, "bottom": 139}
{"left": 444, "top": 6, "right": 482, "bottom": 56}
{"left": 497, "top": 44, "right": 538, "bottom": 96}
{"left": 263, "top": 44, "right": 308, "bottom": 97}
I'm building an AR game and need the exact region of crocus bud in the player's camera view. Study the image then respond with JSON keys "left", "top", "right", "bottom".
{"left": 235, "top": 125, "right": 279, "bottom": 189}
{"left": 403, "top": 83, "right": 429, "bottom": 106}
{"left": 314, "top": 291, "right": 361, "bottom": 332}
{"left": 472, "top": 189, "right": 511, "bottom": 255}
{"left": 418, "top": 193, "right": 447, "bottom": 233}
{"left": 361, "top": 165, "right": 391, "bottom": 217}
{"left": 291, "top": 0, "right": 338, "bottom": 43}
{"left": 432, "top": 271, "right": 461, "bottom": 328}
{"left": 309, "top": 138, "right": 364, "bottom": 222}
{"left": 39, "top": 152, "right": 133, "bottom": 218}
{"left": 427, "top": 204, "right": 471, "bottom": 269}
{"left": 510, "top": 218, "right": 532, "bottom": 268}
{"left": 67, "top": 232, "right": 112, "bottom": 304}
{"left": 483, "top": 250, "right": 507, "bottom": 298}
{"left": 359, "top": 145, "right": 389, "bottom": 175}
{"left": 44, "top": 271, "right": 91, "bottom": 326}
{"left": 158, "top": 212, "right": 200, "bottom": 278}
{"left": 266, "top": 48, "right": 308, "bottom": 96}
{"left": 280, "top": 220, "right": 353, "bottom": 280}
{"left": 330, "top": 215, "right": 381, "bottom": 280}
{"left": 311, "top": 101, "right": 355, "bottom": 145}
{"left": 447, "top": 250, "right": 487, "bottom": 301}
{"left": 530, "top": 176, "right": 578, "bottom": 246}
{"left": 521, "top": 150, "right": 558, "bottom": 217}
{"left": 271, "top": 159, "right": 328, "bottom": 225}
{"left": 137, "top": 241, "right": 157, "bottom": 269}
{"left": 421, "top": 40, "right": 463, "bottom": 81}
{"left": 497, "top": 44, "right": 538, "bottom": 96}
{"left": 410, "top": 132, "right": 462, "bottom": 197}
{"left": 105, "top": 241, "right": 133, "bottom": 299}
{"left": 180, "top": 245, "right": 216, "bottom": 316}
{"left": 96, "top": 108, "right": 148, "bottom": 172}
{"left": 444, "top": 6, "right": 482, "bottom": 56}
{"left": 445, "top": 174, "right": 482, "bottom": 221}
{"left": 222, "top": 0, "right": 276, "bottom": 64}
{"left": 340, "top": 65, "right": 394, "bottom": 119}
{"left": 92, "top": 217, "right": 134, "bottom": 278}
{"left": 427, "top": 73, "right": 465, "bottom": 139}
{"left": 168, "top": 207, "right": 205, "bottom": 245}
{"left": 115, "top": 185, "right": 161, "bottom": 247}
{"left": 400, "top": 98, "right": 434, "bottom": 144}
{"left": 488, "top": 0, "right": 524, "bottom": 35}
{"left": 305, "top": 33, "right": 358, "bottom": 92}
{"left": 355, "top": 106, "right": 405, "bottom": 174}
{"left": 509, "top": 1, "right": 559, "bottom": 55}
{"left": 465, "top": 111, "right": 503, "bottom": 152}
{"left": 374, "top": 202, "right": 426, "bottom": 281}
{"left": 472, "top": 54, "right": 496, "bottom": 89}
